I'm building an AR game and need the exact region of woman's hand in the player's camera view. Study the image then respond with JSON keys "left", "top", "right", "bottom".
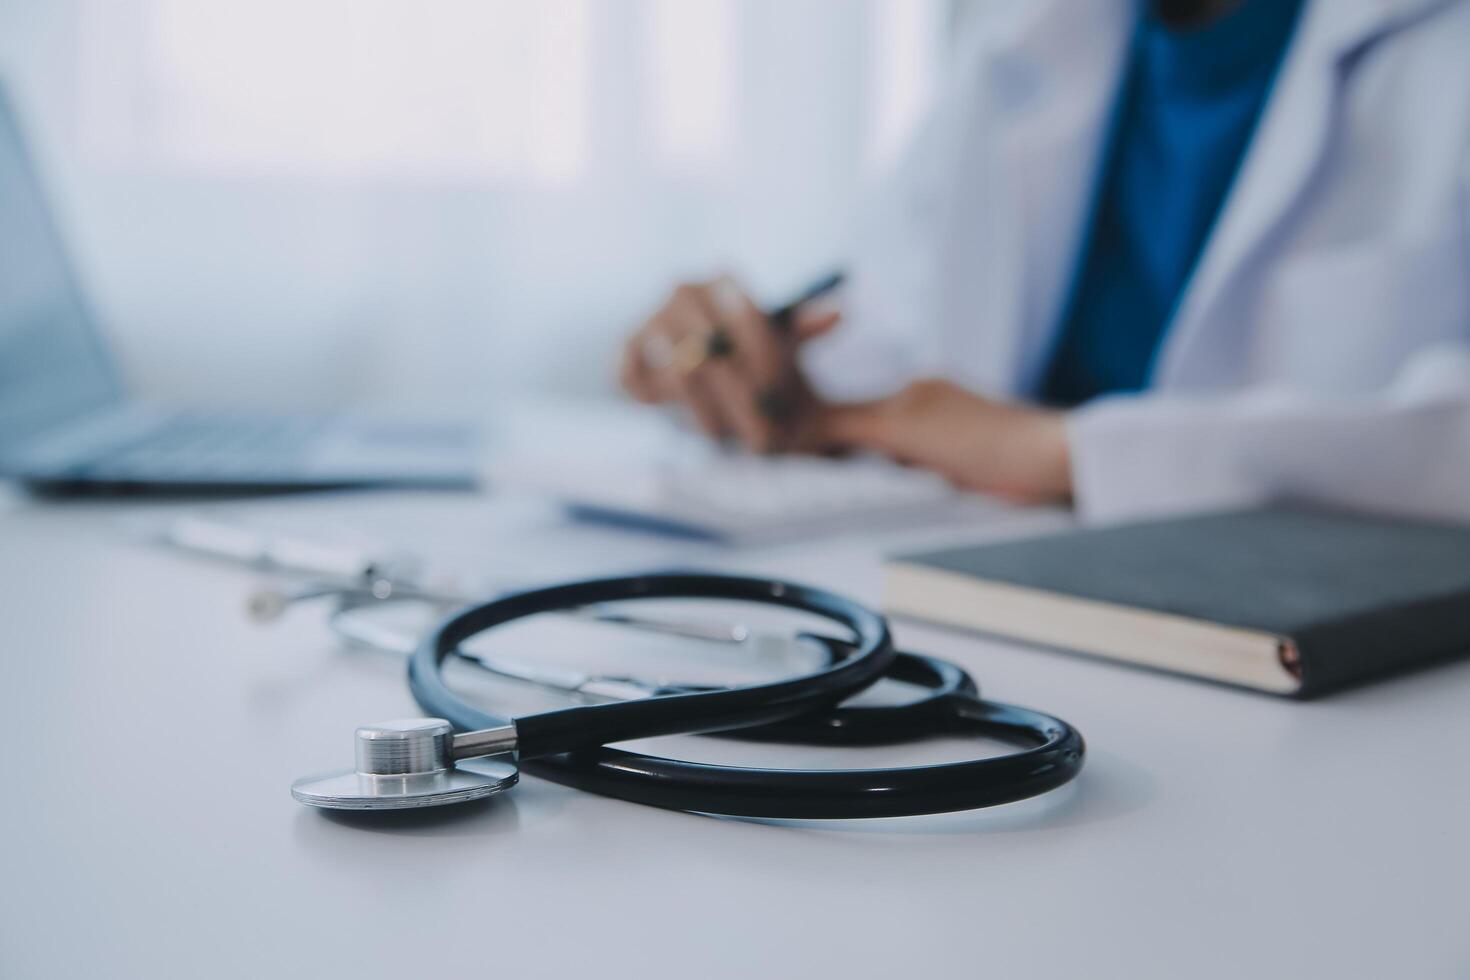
{"left": 620, "top": 294, "right": 1070, "bottom": 502}
{"left": 619, "top": 276, "right": 840, "bottom": 453}
{"left": 817, "top": 379, "right": 1072, "bottom": 504}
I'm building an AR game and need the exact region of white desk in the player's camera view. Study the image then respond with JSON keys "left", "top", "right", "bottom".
{"left": 1, "top": 489, "right": 1466, "bottom": 979}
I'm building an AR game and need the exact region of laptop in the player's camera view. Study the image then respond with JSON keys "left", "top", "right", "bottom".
{"left": 0, "top": 82, "right": 479, "bottom": 495}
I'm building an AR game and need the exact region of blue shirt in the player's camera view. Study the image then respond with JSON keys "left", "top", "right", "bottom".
{"left": 1038, "top": 0, "right": 1306, "bottom": 407}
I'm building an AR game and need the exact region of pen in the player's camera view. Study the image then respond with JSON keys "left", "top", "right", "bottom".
{"left": 755, "top": 271, "right": 845, "bottom": 424}
{"left": 766, "top": 271, "right": 845, "bottom": 336}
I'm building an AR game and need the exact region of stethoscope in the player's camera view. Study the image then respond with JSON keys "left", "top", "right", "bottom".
{"left": 277, "top": 572, "right": 1086, "bottom": 819}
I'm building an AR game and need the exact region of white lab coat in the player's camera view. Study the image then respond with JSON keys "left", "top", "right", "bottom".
{"left": 808, "top": 0, "right": 1470, "bottom": 523}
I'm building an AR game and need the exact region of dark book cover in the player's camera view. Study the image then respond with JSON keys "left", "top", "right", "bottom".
{"left": 890, "top": 508, "right": 1470, "bottom": 697}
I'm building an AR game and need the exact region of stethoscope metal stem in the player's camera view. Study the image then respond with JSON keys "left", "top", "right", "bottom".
{"left": 250, "top": 579, "right": 751, "bottom": 647}
{"left": 255, "top": 577, "right": 775, "bottom": 704}
{"left": 451, "top": 723, "right": 519, "bottom": 761}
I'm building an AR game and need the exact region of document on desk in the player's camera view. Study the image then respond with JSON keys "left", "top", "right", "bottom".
{"left": 484, "top": 409, "right": 970, "bottom": 543}
{"left": 885, "top": 506, "right": 1470, "bottom": 697}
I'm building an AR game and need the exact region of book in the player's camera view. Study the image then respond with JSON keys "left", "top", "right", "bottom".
{"left": 883, "top": 507, "right": 1470, "bottom": 697}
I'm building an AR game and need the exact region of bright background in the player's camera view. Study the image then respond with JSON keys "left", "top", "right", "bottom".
{"left": 0, "top": 0, "right": 952, "bottom": 414}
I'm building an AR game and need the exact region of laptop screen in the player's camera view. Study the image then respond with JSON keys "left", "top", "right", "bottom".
{"left": 0, "top": 83, "right": 122, "bottom": 454}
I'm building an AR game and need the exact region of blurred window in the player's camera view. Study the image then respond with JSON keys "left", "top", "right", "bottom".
{"left": 10, "top": 0, "right": 949, "bottom": 406}
{"left": 78, "top": 0, "right": 944, "bottom": 183}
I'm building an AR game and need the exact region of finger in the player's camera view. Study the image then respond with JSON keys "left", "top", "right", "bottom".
{"left": 643, "top": 292, "right": 717, "bottom": 397}
{"left": 677, "top": 327, "right": 774, "bottom": 449}
{"left": 692, "top": 279, "right": 783, "bottom": 450}
{"left": 673, "top": 367, "right": 729, "bottom": 439}
{"left": 620, "top": 333, "right": 664, "bottom": 403}
{"left": 707, "top": 277, "right": 825, "bottom": 451}
{"left": 700, "top": 357, "right": 775, "bottom": 451}
{"left": 658, "top": 292, "right": 741, "bottom": 439}
{"left": 793, "top": 304, "right": 841, "bottom": 341}
{"left": 704, "top": 276, "right": 785, "bottom": 390}
{"left": 635, "top": 319, "right": 685, "bottom": 401}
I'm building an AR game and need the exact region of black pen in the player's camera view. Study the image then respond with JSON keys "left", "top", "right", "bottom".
{"left": 766, "top": 271, "right": 846, "bottom": 337}
{"left": 756, "top": 271, "right": 846, "bottom": 424}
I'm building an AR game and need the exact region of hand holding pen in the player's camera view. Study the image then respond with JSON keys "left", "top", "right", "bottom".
{"left": 619, "top": 269, "right": 1072, "bottom": 503}
{"left": 621, "top": 272, "right": 844, "bottom": 453}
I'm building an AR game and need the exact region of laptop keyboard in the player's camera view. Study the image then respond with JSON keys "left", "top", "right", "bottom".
{"left": 74, "top": 413, "right": 331, "bottom": 480}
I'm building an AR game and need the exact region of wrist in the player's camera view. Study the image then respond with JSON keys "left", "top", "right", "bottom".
{"left": 1007, "top": 407, "right": 1073, "bottom": 502}
{"left": 1036, "top": 410, "right": 1074, "bottom": 500}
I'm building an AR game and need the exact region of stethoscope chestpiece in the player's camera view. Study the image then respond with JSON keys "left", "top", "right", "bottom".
{"left": 291, "top": 718, "right": 518, "bottom": 811}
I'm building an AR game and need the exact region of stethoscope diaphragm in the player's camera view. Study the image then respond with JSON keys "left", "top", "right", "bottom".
{"left": 291, "top": 718, "right": 518, "bottom": 811}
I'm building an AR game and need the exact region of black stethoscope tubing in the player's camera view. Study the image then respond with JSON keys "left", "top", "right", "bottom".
{"left": 407, "top": 574, "right": 1085, "bottom": 819}
{"left": 534, "top": 693, "right": 1083, "bottom": 819}
{"left": 409, "top": 573, "right": 897, "bottom": 760}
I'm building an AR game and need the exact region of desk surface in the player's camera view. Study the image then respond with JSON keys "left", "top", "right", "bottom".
{"left": 2, "top": 489, "right": 1466, "bottom": 980}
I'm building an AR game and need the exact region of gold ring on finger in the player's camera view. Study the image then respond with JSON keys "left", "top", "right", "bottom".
{"left": 672, "top": 333, "right": 712, "bottom": 375}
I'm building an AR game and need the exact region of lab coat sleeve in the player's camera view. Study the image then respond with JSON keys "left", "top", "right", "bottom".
{"left": 1068, "top": 345, "right": 1470, "bottom": 524}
